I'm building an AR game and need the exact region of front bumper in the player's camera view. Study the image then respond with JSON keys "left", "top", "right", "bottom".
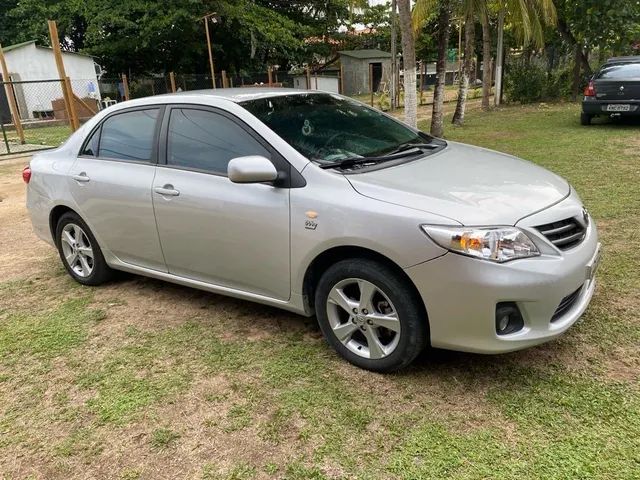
{"left": 404, "top": 200, "right": 600, "bottom": 354}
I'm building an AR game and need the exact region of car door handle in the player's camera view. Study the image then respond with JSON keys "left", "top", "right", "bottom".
{"left": 72, "top": 172, "right": 90, "bottom": 182}
{"left": 154, "top": 185, "right": 180, "bottom": 197}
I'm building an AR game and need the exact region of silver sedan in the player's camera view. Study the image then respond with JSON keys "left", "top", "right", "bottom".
{"left": 25, "top": 89, "right": 601, "bottom": 371}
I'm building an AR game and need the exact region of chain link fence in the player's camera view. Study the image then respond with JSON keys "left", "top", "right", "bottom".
{"left": 1, "top": 79, "right": 75, "bottom": 155}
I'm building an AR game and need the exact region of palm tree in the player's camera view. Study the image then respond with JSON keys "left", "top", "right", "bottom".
{"left": 414, "top": 0, "right": 557, "bottom": 118}
{"left": 451, "top": 1, "right": 481, "bottom": 125}
{"left": 493, "top": 0, "right": 557, "bottom": 105}
{"left": 413, "top": 0, "right": 485, "bottom": 127}
{"left": 413, "top": 0, "right": 452, "bottom": 136}
{"left": 480, "top": 8, "right": 492, "bottom": 110}
{"left": 397, "top": 0, "right": 418, "bottom": 127}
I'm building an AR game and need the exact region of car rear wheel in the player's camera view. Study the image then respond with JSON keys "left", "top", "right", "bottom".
{"left": 580, "top": 112, "right": 592, "bottom": 125}
{"left": 55, "top": 212, "right": 114, "bottom": 286}
{"left": 315, "top": 258, "right": 428, "bottom": 372}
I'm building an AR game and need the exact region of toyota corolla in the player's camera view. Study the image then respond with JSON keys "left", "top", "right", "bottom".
{"left": 25, "top": 89, "right": 601, "bottom": 371}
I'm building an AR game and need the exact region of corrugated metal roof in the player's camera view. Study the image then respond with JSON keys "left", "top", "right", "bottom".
{"left": 338, "top": 49, "right": 392, "bottom": 59}
{"left": 2, "top": 40, "right": 95, "bottom": 58}
{"left": 2, "top": 40, "right": 36, "bottom": 52}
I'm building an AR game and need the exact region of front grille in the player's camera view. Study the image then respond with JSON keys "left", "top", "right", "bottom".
{"left": 551, "top": 286, "right": 583, "bottom": 322}
{"left": 535, "top": 217, "right": 587, "bottom": 250}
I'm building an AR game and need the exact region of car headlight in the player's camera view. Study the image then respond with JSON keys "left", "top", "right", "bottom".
{"left": 421, "top": 225, "right": 540, "bottom": 263}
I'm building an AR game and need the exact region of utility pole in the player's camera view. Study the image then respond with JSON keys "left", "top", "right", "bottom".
{"left": 390, "top": 0, "right": 397, "bottom": 110}
{"left": 201, "top": 13, "right": 218, "bottom": 89}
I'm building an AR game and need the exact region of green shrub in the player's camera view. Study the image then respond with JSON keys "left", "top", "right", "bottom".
{"left": 504, "top": 61, "right": 548, "bottom": 103}
{"left": 504, "top": 60, "right": 582, "bottom": 103}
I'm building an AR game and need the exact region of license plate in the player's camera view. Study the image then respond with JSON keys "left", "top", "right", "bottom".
{"left": 605, "top": 104, "right": 631, "bottom": 112}
{"left": 586, "top": 244, "right": 602, "bottom": 281}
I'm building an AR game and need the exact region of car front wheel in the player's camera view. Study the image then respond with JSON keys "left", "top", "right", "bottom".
{"left": 55, "top": 212, "right": 114, "bottom": 286}
{"left": 315, "top": 258, "right": 428, "bottom": 372}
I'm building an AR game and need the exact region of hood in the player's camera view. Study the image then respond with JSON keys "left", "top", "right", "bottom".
{"left": 347, "top": 141, "right": 570, "bottom": 226}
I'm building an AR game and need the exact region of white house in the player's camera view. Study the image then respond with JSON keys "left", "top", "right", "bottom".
{"left": 2, "top": 40, "right": 101, "bottom": 120}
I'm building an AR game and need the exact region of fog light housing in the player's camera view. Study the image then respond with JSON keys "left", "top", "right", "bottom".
{"left": 495, "top": 302, "right": 524, "bottom": 335}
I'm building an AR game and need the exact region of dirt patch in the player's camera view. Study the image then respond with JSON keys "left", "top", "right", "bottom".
{"left": 0, "top": 157, "right": 54, "bottom": 282}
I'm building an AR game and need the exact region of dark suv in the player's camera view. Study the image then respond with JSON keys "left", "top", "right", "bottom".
{"left": 581, "top": 56, "right": 640, "bottom": 125}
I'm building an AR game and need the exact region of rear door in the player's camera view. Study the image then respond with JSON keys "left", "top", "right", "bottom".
{"left": 68, "top": 107, "right": 166, "bottom": 271}
{"left": 594, "top": 62, "right": 640, "bottom": 101}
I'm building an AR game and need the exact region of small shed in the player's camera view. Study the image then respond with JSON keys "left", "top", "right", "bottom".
{"left": 339, "top": 49, "right": 392, "bottom": 96}
{"left": 1, "top": 40, "right": 101, "bottom": 120}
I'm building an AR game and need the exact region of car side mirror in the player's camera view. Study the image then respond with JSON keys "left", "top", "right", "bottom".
{"left": 227, "top": 155, "right": 278, "bottom": 184}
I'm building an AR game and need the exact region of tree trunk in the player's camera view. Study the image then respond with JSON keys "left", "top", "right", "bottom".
{"left": 494, "top": 8, "right": 504, "bottom": 106}
{"left": 452, "top": 8, "right": 474, "bottom": 125}
{"left": 390, "top": 0, "right": 397, "bottom": 110}
{"left": 397, "top": 0, "right": 417, "bottom": 128}
{"left": 571, "top": 43, "right": 581, "bottom": 101}
{"left": 481, "top": 9, "right": 491, "bottom": 110}
{"left": 431, "top": 0, "right": 451, "bottom": 137}
{"left": 557, "top": 18, "right": 592, "bottom": 76}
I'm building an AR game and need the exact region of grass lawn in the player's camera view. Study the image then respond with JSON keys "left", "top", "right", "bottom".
{"left": 3, "top": 124, "right": 73, "bottom": 153}
{"left": 0, "top": 103, "right": 638, "bottom": 479}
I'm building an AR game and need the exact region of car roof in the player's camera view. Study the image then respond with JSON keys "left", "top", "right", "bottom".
{"left": 165, "top": 87, "right": 315, "bottom": 103}
{"left": 107, "top": 88, "right": 331, "bottom": 112}
{"left": 605, "top": 56, "right": 640, "bottom": 64}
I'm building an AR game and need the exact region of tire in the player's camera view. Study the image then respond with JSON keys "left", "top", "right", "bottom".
{"left": 55, "top": 212, "right": 114, "bottom": 286}
{"left": 580, "top": 112, "right": 592, "bottom": 125}
{"left": 315, "top": 258, "right": 428, "bottom": 372}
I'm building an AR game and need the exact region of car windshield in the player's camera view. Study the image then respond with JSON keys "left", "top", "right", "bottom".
{"left": 241, "top": 93, "right": 436, "bottom": 164}
{"left": 596, "top": 62, "right": 640, "bottom": 79}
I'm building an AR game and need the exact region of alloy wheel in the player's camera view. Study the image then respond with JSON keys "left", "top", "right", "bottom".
{"left": 60, "top": 223, "right": 94, "bottom": 278}
{"left": 326, "top": 278, "right": 401, "bottom": 359}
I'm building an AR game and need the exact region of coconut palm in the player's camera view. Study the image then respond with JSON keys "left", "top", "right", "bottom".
{"left": 413, "top": 0, "right": 557, "bottom": 119}
{"left": 398, "top": 0, "right": 418, "bottom": 127}
{"left": 451, "top": 0, "right": 483, "bottom": 125}
{"left": 413, "top": 0, "right": 485, "bottom": 127}
{"left": 493, "top": 0, "right": 557, "bottom": 105}
{"left": 413, "top": 0, "right": 453, "bottom": 136}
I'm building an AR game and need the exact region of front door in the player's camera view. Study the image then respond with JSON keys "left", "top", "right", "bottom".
{"left": 152, "top": 106, "right": 290, "bottom": 300}
{"left": 68, "top": 107, "right": 166, "bottom": 271}
{"left": 371, "top": 63, "right": 383, "bottom": 92}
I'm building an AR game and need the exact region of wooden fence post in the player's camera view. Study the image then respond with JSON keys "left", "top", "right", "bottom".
{"left": 121, "top": 74, "right": 130, "bottom": 100}
{"left": 221, "top": 70, "right": 228, "bottom": 88}
{"left": 0, "top": 43, "right": 25, "bottom": 144}
{"left": 48, "top": 20, "right": 79, "bottom": 131}
{"left": 169, "top": 72, "right": 176, "bottom": 93}
{"left": 64, "top": 76, "right": 79, "bottom": 128}
{"left": 339, "top": 65, "right": 344, "bottom": 94}
{"left": 306, "top": 67, "right": 311, "bottom": 89}
{"left": 369, "top": 63, "right": 374, "bottom": 107}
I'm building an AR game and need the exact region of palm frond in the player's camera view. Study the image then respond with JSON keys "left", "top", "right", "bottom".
{"left": 412, "top": 0, "right": 439, "bottom": 33}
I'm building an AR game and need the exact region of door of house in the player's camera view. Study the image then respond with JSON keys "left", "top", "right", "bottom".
{"left": 371, "top": 63, "right": 383, "bottom": 93}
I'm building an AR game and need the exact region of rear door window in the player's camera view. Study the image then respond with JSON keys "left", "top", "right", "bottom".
{"left": 98, "top": 109, "right": 159, "bottom": 162}
{"left": 596, "top": 63, "right": 640, "bottom": 80}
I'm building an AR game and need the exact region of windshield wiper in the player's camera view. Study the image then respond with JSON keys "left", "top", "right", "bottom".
{"left": 318, "top": 144, "right": 436, "bottom": 170}
{"left": 382, "top": 142, "right": 439, "bottom": 156}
